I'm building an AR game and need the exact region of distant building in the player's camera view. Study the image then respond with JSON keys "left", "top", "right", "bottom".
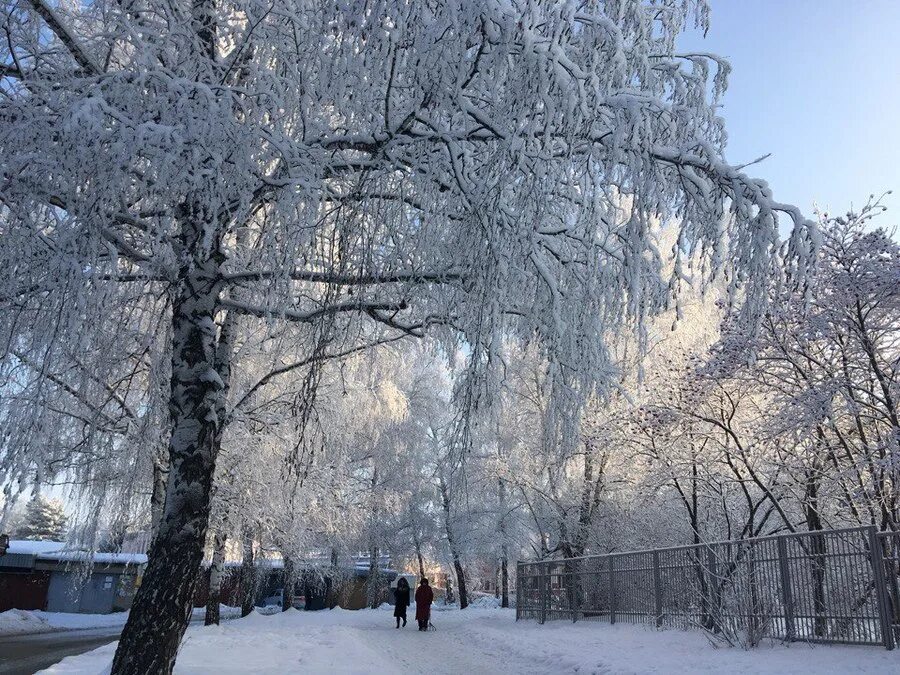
{"left": 0, "top": 540, "right": 146, "bottom": 614}
{"left": 0, "top": 540, "right": 60, "bottom": 612}
{"left": 193, "top": 553, "right": 399, "bottom": 611}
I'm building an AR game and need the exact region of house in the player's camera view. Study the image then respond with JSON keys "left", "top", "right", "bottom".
{"left": 0, "top": 540, "right": 146, "bottom": 614}
{"left": 0, "top": 540, "right": 64, "bottom": 612}
{"left": 37, "top": 550, "right": 147, "bottom": 613}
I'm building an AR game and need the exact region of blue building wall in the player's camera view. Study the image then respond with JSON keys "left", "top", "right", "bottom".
{"left": 46, "top": 571, "right": 118, "bottom": 613}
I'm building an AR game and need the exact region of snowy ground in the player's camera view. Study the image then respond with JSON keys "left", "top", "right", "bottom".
{"left": 0, "top": 606, "right": 242, "bottom": 638}
{"left": 38, "top": 605, "right": 899, "bottom": 674}
{"left": 0, "top": 610, "right": 128, "bottom": 637}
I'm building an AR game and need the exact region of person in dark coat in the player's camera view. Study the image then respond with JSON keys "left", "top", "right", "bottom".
{"left": 393, "top": 577, "right": 410, "bottom": 628}
{"left": 414, "top": 578, "right": 434, "bottom": 631}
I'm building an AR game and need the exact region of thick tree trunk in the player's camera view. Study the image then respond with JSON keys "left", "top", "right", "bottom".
{"left": 438, "top": 472, "right": 468, "bottom": 609}
{"left": 282, "top": 556, "right": 295, "bottom": 612}
{"left": 500, "top": 552, "right": 509, "bottom": 609}
{"left": 453, "top": 556, "right": 468, "bottom": 609}
{"left": 112, "top": 218, "right": 225, "bottom": 674}
{"left": 498, "top": 474, "right": 509, "bottom": 608}
{"left": 413, "top": 534, "right": 426, "bottom": 580}
{"left": 806, "top": 472, "right": 828, "bottom": 637}
{"left": 240, "top": 528, "right": 256, "bottom": 617}
{"left": 445, "top": 573, "right": 454, "bottom": 604}
{"left": 326, "top": 547, "right": 339, "bottom": 608}
{"left": 149, "top": 452, "right": 168, "bottom": 550}
{"left": 367, "top": 544, "right": 380, "bottom": 609}
{"left": 367, "top": 467, "right": 380, "bottom": 609}
{"left": 205, "top": 531, "right": 227, "bottom": 625}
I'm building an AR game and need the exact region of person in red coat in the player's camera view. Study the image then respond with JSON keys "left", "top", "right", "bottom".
{"left": 414, "top": 578, "right": 434, "bottom": 631}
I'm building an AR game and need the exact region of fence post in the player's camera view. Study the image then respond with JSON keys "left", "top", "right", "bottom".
{"left": 776, "top": 536, "right": 795, "bottom": 641}
{"left": 868, "top": 526, "right": 895, "bottom": 650}
{"left": 515, "top": 562, "right": 521, "bottom": 621}
{"left": 570, "top": 559, "right": 577, "bottom": 623}
{"left": 540, "top": 561, "right": 549, "bottom": 625}
{"left": 609, "top": 555, "right": 616, "bottom": 625}
{"left": 653, "top": 550, "right": 663, "bottom": 628}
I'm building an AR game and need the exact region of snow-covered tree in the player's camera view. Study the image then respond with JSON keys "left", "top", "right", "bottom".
{"left": 1, "top": 0, "right": 815, "bottom": 671}
{"left": 15, "top": 494, "right": 68, "bottom": 541}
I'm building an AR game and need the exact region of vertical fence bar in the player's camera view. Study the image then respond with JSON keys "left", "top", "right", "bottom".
{"left": 608, "top": 555, "right": 616, "bottom": 625}
{"left": 776, "top": 536, "right": 795, "bottom": 641}
{"left": 868, "top": 526, "right": 895, "bottom": 650}
{"left": 653, "top": 550, "right": 663, "bottom": 628}
{"left": 706, "top": 546, "right": 719, "bottom": 633}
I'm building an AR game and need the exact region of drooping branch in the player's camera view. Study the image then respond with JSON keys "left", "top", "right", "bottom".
{"left": 26, "top": 0, "right": 101, "bottom": 75}
{"left": 229, "top": 332, "right": 412, "bottom": 421}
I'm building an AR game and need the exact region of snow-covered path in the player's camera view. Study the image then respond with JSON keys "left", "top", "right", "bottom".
{"left": 40, "top": 606, "right": 899, "bottom": 674}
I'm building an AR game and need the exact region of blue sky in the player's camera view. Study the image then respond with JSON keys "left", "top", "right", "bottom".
{"left": 680, "top": 0, "right": 900, "bottom": 228}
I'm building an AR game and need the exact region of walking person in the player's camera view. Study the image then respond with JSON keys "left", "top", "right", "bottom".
{"left": 415, "top": 577, "right": 433, "bottom": 631}
{"left": 393, "top": 577, "right": 410, "bottom": 628}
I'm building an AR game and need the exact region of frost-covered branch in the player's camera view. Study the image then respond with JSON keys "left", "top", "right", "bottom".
{"left": 218, "top": 298, "right": 408, "bottom": 323}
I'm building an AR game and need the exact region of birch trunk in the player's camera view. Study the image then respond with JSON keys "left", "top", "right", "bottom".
{"left": 240, "top": 528, "right": 256, "bottom": 617}
{"left": 205, "top": 531, "right": 227, "bottom": 626}
{"left": 498, "top": 475, "right": 509, "bottom": 608}
{"left": 368, "top": 544, "right": 380, "bottom": 609}
{"left": 149, "top": 452, "right": 168, "bottom": 549}
{"left": 413, "top": 533, "right": 426, "bottom": 580}
{"left": 282, "top": 557, "right": 295, "bottom": 612}
{"left": 439, "top": 473, "right": 468, "bottom": 609}
{"left": 112, "top": 217, "right": 225, "bottom": 674}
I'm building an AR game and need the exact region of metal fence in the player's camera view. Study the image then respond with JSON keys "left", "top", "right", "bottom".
{"left": 517, "top": 525, "right": 900, "bottom": 650}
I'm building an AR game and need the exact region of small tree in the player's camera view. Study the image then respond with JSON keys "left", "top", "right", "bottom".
{"left": 15, "top": 495, "right": 68, "bottom": 541}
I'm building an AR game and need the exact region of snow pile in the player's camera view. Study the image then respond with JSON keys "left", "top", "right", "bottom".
{"left": 0, "top": 609, "right": 51, "bottom": 635}
{"left": 32, "top": 611, "right": 129, "bottom": 631}
{"left": 466, "top": 595, "right": 504, "bottom": 610}
{"left": 39, "top": 606, "right": 898, "bottom": 674}
{"left": 0, "top": 609, "right": 130, "bottom": 636}
{"left": 190, "top": 605, "right": 242, "bottom": 621}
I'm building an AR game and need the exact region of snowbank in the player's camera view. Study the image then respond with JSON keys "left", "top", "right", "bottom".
{"left": 0, "top": 605, "right": 245, "bottom": 638}
{"left": 0, "top": 609, "right": 51, "bottom": 635}
{"left": 466, "top": 595, "right": 504, "bottom": 609}
{"left": 39, "top": 606, "right": 898, "bottom": 674}
{"left": 189, "top": 605, "right": 243, "bottom": 621}
{"left": 0, "top": 609, "right": 128, "bottom": 636}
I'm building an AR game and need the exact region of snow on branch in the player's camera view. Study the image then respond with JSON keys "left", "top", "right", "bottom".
{"left": 218, "top": 298, "right": 408, "bottom": 324}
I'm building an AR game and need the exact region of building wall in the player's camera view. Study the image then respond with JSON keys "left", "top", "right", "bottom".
{"left": 192, "top": 568, "right": 241, "bottom": 608}
{"left": 112, "top": 573, "right": 140, "bottom": 611}
{"left": 0, "top": 570, "right": 50, "bottom": 612}
{"left": 46, "top": 572, "right": 118, "bottom": 614}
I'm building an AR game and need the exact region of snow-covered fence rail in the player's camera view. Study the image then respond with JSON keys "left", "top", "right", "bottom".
{"left": 517, "top": 526, "right": 900, "bottom": 650}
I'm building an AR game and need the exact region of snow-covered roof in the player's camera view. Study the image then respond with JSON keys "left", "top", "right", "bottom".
{"left": 36, "top": 551, "right": 147, "bottom": 565}
{"left": 2, "top": 540, "right": 147, "bottom": 566}
{"left": 7, "top": 540, "right": 68, "bottom": 555}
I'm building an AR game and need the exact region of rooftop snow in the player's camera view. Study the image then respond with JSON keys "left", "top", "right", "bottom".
{"left": 6, "top": 540, "right": 68, "bottom": 555}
